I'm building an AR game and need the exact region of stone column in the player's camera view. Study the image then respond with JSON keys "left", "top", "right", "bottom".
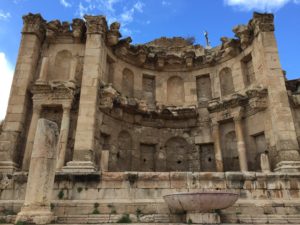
{"left": 69, "top": 57, "right": 78, "bottom": 82}
{"left": 36, "top": 56, "right": 49, "bottom": 83}
{"left": 211, "top": 121, "right": 223, "bottom": 172}
{"left": 63, "top": 16, "right": 108, "bottom": 173}
{"left": 22, "top": 104, "right": 42, "bottom": 171}
{"left": 0, "top": 13, "right": 45, "bottom": 173}
{"left": 56, "top": 104, "right": 71, "bottom": 170}
{"left": 16, "top": 119, "right": 58, "bottom": 225}
{"left": 234, "top": 117, "right": 248, "bottom": 172}
{"left": 252, "top": 13, "right": 300, "bottom": 172}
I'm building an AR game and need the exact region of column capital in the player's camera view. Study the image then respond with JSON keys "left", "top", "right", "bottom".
{"left": 62, "top": 103, "right": 72, "bottom": 111}
{"left": 250, "top": 12, "right": 274, "bottom": 36}
{"left": 32, "top": 104, "right": 42, "bottom": 113}
{"left": 22, "top": 13, "right": 46, "bottom": 40}
{"left": 84, "top": 15, "right": 108, "bottom": 35}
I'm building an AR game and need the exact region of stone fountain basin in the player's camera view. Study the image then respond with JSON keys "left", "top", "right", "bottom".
{"left": 163, "top": 191, "right": 239, "bottom": 213}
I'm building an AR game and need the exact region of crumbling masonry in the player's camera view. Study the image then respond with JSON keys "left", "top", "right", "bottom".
{"left": 0, "top": 12, "right": 300, "bottom": 224}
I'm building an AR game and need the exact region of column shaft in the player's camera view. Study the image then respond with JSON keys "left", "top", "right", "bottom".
{"left": 56, "top": 106, "right": 71, "bottom": 170}
{"left": 212, "top": 123, "right": 223, "bottom": 172}
{"left": 22, "top": 105, "right": 42, "bottom": 171}
{"left": 36, "top": 56, "right": 49, "bottom": 83}
{"left": 234, "top": 118, "right": 248, "bottom": 172}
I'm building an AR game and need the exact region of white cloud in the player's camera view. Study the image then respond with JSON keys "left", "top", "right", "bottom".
{"left": 0, "top": 10, "right": 11, "bottom": 21}
{"left": 134, "top": 1, "right": 144, "bottom": 12}
{"left": 0, "top": 52, "right": 14, "bottom": 120}
{"left": 162, "top": 0, "right": 171, "bottom": 6}
{"left": 224, "top": 0, "right": 300, "bottom": 12}
{"left": 77, "top": 0, "right": 145, "bottom": 34}
{"left": 60, "top": 0, "right": 72, "bottom": 7}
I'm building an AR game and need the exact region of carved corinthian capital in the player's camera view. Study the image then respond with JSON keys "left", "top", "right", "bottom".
{"left": 250, "top": 12, "right": 275, "bottom": 36}
{"left": 22, "top": 13, "right": 46, "bottom": 40}
{"left": 84, "top": 15, "right": 108, "bottom": 35}
{"left": 72, "top": 18, "right": 86, "bottom": 40}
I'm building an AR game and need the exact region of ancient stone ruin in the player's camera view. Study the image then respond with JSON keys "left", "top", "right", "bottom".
{"left": 0, "top": 12, "right": 300, "bottom": 224}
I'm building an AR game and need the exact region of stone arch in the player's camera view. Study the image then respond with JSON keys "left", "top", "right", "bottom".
{"left": 167, "top": 76, "right": 184, "bottom": 105}
{"left": 219, "top": 67, "right": 234, "bottom": 96}
{"left": 223, "top": 130, "right": 239, "bottom": 171}
{"left": 50, "top": 50, "right": 72, "bottom": 81}
{"left": 122, "top": 68, "right": 134, "bottom": 97}
{"left": 165, "top": 136, "right": 189, "bottom": 171}
{"left": 109, "top": 130, "right": 132, "bottom": 171}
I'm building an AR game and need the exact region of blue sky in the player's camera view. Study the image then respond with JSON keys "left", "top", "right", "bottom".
{"left": 0, "top": 0, "right": 300, "bottom": 119}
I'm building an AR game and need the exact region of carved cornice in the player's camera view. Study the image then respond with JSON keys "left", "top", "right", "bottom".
{"left": 31, "top": 81, "right": 79, "bottom": 104}
{"left": 249, "top": 12, "right": 275, "bottom": 36}
{"left": 99, "top": 84, "right": 198, "bottom": 120}
{"left": 22, "top": 13, "right": 46, "bottom": 40}
{"left": 84, "top": 15, "right": 108, "bottom": 35}
{"left": 208, "top": 86, "right": 268, "bottom": 114}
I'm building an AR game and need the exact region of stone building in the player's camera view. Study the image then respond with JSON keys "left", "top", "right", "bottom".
{"left": 0, "top": 12, "right": 300, "bottom": 224}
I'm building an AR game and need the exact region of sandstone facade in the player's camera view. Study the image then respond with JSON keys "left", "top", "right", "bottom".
{"left": 0, "top": 12, "right": 300, "bottom": 225}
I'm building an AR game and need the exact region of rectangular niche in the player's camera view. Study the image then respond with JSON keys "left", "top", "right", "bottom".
{"left": 140, "top": 143, "right": 156, "bottom": 171}
{"left": 199, "top": 144, "right": 216, "bottom": 172}
{"left": 100, "top": 133, "right": 110, "bottom": 150}
{"left": 196, "top": 74, "right": 212, "bottom": 106}
{"left": 142, "top": 75, "right": 156, "bottom": 106}
{"left": 241, "top": 53, "right": 255, "bottom": 86}
{"left": 253, "top": 132, "right": 267, "bottom": 171}
{"left": 220, "top": 120, "right": 240, "bottom": 171}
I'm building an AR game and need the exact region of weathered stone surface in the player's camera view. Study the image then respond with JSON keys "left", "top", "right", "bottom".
{"left": 0, "top": 11, "right": 299, "bottom": 225}
{"left": 16, "top": 118, "right": 58, "bottom": 224}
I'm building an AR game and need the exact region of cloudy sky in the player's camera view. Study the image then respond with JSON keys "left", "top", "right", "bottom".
{"left": 0, "top": 0, "right": 300, "bottom": 119}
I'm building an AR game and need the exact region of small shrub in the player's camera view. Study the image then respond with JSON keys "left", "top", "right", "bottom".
{"left": 50, "top": 203, "right": 55, "bottom": 210}
{"left": 127, "top": 174, "right": 138, "bottom": 185}
{"left": 108, "top": 204, "right": 117, "bottom": 214}
{"left": 117, "top": 214, "right": 132, "bottom": 223}
{"left": 136, "top": 208, "right": 142, "bottom": 221}
{"left": 58, "top": 190, "right": 64, "bottom": 199}
{"left": 188, "top": 218, "right": 193, "bottom": 224}
{"left": 3, "top": 209, "right": 16, "bottom": 215}
{"left": 94, "top": 203, "right": 99, "bottom": 208}
{"left": 92, "top": 209, "right": 100, "bottom": 214}
{"left": 77, "top": 187, "right": 83, "bottom": 193}
{"left": 15, "top": 221, "right": 26, "bottom": 225}
{"left": 0, "top": 218, "right": 6, "bottom": 224}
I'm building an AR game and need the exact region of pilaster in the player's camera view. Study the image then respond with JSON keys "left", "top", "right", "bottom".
{"left": 63, "top": 15, "right": 108, "bottom": 173}
{"left": 0, "top": 13, "right": 45, "bottom": 173}
{"left": 252, "top": 12, "right": 300, "bottom": 172}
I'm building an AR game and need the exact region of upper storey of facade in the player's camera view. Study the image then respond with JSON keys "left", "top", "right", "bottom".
{"left": 23, "top": 12, "right": 275, "bottom": 111}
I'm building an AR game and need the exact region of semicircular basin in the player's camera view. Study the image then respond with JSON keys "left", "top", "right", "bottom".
{"left": 163, "top": 191, "right": 239, "bottom": 213}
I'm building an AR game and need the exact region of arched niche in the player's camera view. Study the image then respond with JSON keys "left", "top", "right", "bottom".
{"left": 219, "top": 67, "right": 234, "bottom": 96}
{"left": 223, "top": 130, "right": 239, "bottom": 171}
{"left": 49, "top": 50, "right": 72, "bottom": 81}
{"left": 165, "top": 136, "right": 189, "bottom": 171}
{"left": 167, "top": 76, "right": 184, "bottom": 105}
{"left": 122, "top": 68, "right": 134, "bottom": 97}
{"left": 109, "top": 130, "right": 132, "bottom": 171}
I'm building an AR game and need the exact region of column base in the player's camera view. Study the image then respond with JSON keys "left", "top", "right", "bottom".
{"left": 275, "top": 161, "right": 300, "bottom": 172}
{"left": 16, "top": 206, "right": 56, "bottom": 225}
{"left": 0, "top": 161, "right": 18, "bottom": 173}
{"left": 62, "top": 161, "right": 96, "bottom": 173}
{"left": 186, "top": 213, "right": 220, "bottom": 224}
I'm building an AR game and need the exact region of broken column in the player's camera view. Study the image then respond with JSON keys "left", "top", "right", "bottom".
{"left": 16, "top": 119, "right": 59, "bottom": 224}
